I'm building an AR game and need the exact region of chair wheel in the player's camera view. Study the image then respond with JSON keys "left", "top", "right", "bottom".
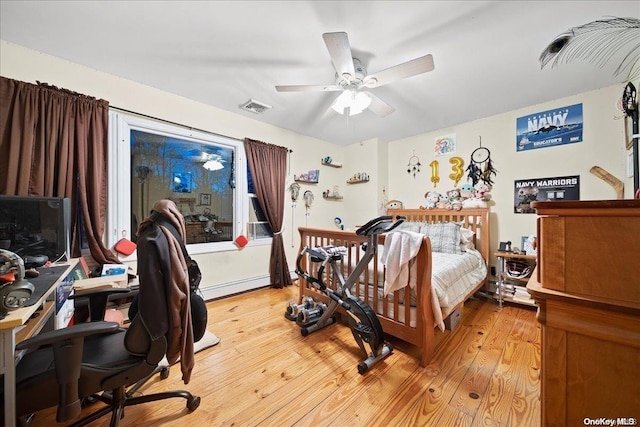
{"left": 18, "top": 413, "right": 35, "bottom": 427}
{"left": 187, "top": 395, "right": 201, "bottom": 411}
{"left": 159, "top": 366, "right": 170, "bottom": 380}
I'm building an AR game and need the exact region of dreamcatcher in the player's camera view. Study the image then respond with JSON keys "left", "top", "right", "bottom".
{"left": 466, "top": 138, "right": 497, "bottom": 186}
{"left": 288, "top": 182, "right": 301, "bottom": 247}
{"left": 303, "top": 190, "right": 314, "bottom": 226}
{"left": 407, "top": 151, "right": 421, "bottom": 178}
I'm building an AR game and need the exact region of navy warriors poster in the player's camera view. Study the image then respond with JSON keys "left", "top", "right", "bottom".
{"left": 514, "top": 175, "right": 580, "bottom": 213}
{"left": 516, "top": 104, "right": 583, "bottom": 151}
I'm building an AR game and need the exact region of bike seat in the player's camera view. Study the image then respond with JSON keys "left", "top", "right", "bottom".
{"left": 308, "top": 246, "right": 347, "bottom": 263}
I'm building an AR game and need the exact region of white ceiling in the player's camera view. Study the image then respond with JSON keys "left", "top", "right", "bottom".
{"left": 1, "top": 1, "right": 638, "bottom": 146}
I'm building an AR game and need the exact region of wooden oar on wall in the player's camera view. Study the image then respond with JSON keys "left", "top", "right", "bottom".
{"left": 590, "top": 166, "right": 624, "bottom": 199}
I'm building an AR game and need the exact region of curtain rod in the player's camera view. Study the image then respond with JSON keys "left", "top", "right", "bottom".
{"left": 110, "top": 105, "right": 293, "bottom": 153}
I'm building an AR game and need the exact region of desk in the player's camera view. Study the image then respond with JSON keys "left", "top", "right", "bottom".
{"left": 1, "top": 259, "right": 77, "bottom": 427}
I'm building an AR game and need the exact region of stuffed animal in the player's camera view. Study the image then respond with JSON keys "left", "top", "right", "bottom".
{"left": 385, "top": 199, "right": 404, "bottom": 209}
{"left": 446, "top": 188, "right": 463, "bottom": 211}
{"left": 462, "top": 183, "right": 493, "bottom": 208}
{"left": 424, "top": 190, "right": 440, "bottom": 209}
{"left": 459, "top": 183, "right": 475, "bottom": 200}
{"left": 474, "top": 182, "right": 493, "bottom": 201}
{"left": 462, "top": 196, "right": 485, "bottom": 208}
{"left": 437, "top": 194, "right": 451, "bottom": 210}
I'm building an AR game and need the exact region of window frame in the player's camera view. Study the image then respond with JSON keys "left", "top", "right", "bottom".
{"left": 107, "top": 111, "right": 270, "bottom": 258}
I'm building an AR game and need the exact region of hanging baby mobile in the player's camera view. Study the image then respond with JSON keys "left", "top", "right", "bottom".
{"left": 303, "top": 190, "right": 314, "bottom": 226}
{"left": 466, "top": 137, "right": 497, "bottom": 186}
{"left": 407, "top": 151, "right": 421, "bottom": 178}
{"left": 288, "top": 182, "right": 301, "bottom": 247}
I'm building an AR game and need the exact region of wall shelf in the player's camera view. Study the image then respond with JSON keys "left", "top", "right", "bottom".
{"left": 347, "top": 172, "right": 369, "bottom": 184}
{"left": 294, "top": 169, "right": 319, "bottom": 184}
{"left": 323, "top": 195, "right": 343, "bottom": 200}
{"left": 321, "top": 159, "right": 342, "bottom": 168}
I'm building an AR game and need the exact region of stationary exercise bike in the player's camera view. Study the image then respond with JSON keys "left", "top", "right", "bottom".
{"left": 290, "top": 215, "right": 404, "bottom": 374}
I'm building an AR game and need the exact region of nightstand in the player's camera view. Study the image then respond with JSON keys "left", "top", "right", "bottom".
{"left": 494, "top": 251, "right": 536, "bottom": 307}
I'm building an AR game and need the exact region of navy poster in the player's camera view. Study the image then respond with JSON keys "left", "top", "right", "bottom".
{"left": 516, "top": 103, "right": 583, "bottom": 151}
{"left": 514, "top": 175, "right": 580, "bottom": 214}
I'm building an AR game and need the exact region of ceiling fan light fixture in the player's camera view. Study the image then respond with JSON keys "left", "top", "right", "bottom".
{"left": 331, "top": 90, "right": 371, "bottom": 116}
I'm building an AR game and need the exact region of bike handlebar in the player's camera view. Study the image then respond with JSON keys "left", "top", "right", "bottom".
{"left": 355, "top": 215, "right": 406, "bottom": 236}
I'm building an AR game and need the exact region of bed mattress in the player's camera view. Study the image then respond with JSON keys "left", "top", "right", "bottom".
{"left": 353, "top": 248, "right": 487, "bottom": 331}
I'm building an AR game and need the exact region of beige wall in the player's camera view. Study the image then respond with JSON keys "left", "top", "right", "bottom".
{"left": 0, "top": 41, "right": 342, "bottom": 296}
{"left": 1, "top": 40, "right": 635, "bottom": 293}
{"left": 386, "top": 84, "right": 632, "bottom": 269}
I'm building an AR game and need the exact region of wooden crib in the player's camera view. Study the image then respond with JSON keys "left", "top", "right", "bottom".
{"left": 295, "top": 208, "right": 490, "bottom": 366}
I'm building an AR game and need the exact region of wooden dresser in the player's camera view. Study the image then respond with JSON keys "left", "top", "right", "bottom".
{"left": 527, "top": 200, "right": 640, "bottom": 427}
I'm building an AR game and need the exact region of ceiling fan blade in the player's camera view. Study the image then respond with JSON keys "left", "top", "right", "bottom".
{"left": 275, "top": 84, "right": 341, "bottom": 92}
{"left": 363, "top": 91, "right": 395, "bottom": 117}
{"left": 364, "top": 54, "right": 435, "bottom": 88}
{"left": 322, "top": 32, "right": 356, "bottom": 78}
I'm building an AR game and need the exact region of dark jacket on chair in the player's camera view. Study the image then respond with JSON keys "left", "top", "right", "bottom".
{"left": 136, "top": 200, "right": 195, "bottom": 384}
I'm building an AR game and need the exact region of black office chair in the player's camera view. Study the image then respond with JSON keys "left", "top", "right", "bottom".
{"left": 0, "top": 296, "right": 200, "bottom": 426}
{"left": 1, "top": 238, "right": 201, "bottom": 426}
{"left": 69, "top": 288, "right": 172, "bottom": 398}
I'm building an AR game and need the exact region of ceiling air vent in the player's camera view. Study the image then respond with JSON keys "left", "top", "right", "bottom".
{"left": 239, "top": 99, "right": 272, "bottom": 114}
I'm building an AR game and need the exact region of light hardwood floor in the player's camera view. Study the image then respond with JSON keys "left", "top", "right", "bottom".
{"left": 26, "top": 285, "right": 541, "bottom": 426}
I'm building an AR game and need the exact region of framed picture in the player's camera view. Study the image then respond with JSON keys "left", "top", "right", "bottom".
{"left": 434, "top": 133, "right": 456, "bottom": 156}
{"left": 625, "top": 115, "right": 635, "bottom": 151}
{"left": 200, "top": 193, "right": 211, "bottom": 206}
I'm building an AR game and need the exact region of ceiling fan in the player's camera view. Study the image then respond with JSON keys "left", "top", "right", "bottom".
{"left": 275, "top": 32, "right": 435, "bottom": 117}
{"left": 187, "top": 150, "right": 226, "bottom": 171}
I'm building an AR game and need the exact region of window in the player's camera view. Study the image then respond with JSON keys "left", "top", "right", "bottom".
{"left": 246, "top": 169, "right": 273, "bottom": 240}
{"left": 108, "top": 111, "right": 248, "bottom": 254}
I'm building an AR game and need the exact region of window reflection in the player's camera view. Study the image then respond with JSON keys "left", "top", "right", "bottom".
{"left": 130, "top": 130, "right": 235, "bottom": 244}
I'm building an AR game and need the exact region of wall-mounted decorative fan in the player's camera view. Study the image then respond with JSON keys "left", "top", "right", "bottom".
{"left": 276, "top": 32, "right": 435, "bottom": 117}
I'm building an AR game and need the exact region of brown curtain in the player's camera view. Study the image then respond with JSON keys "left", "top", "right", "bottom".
{"left": 244, "top": 138, "right": 292, "bottom": 288}
{"left": 0, "top": 76, "right": 120, "bottom": 265}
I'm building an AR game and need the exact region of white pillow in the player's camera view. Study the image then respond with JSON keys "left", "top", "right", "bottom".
{"left": 460, "top": 227, "right": 476, "bottom": 252}
{"left": 419, "top": 222, "right": 462, "bottom": 254}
